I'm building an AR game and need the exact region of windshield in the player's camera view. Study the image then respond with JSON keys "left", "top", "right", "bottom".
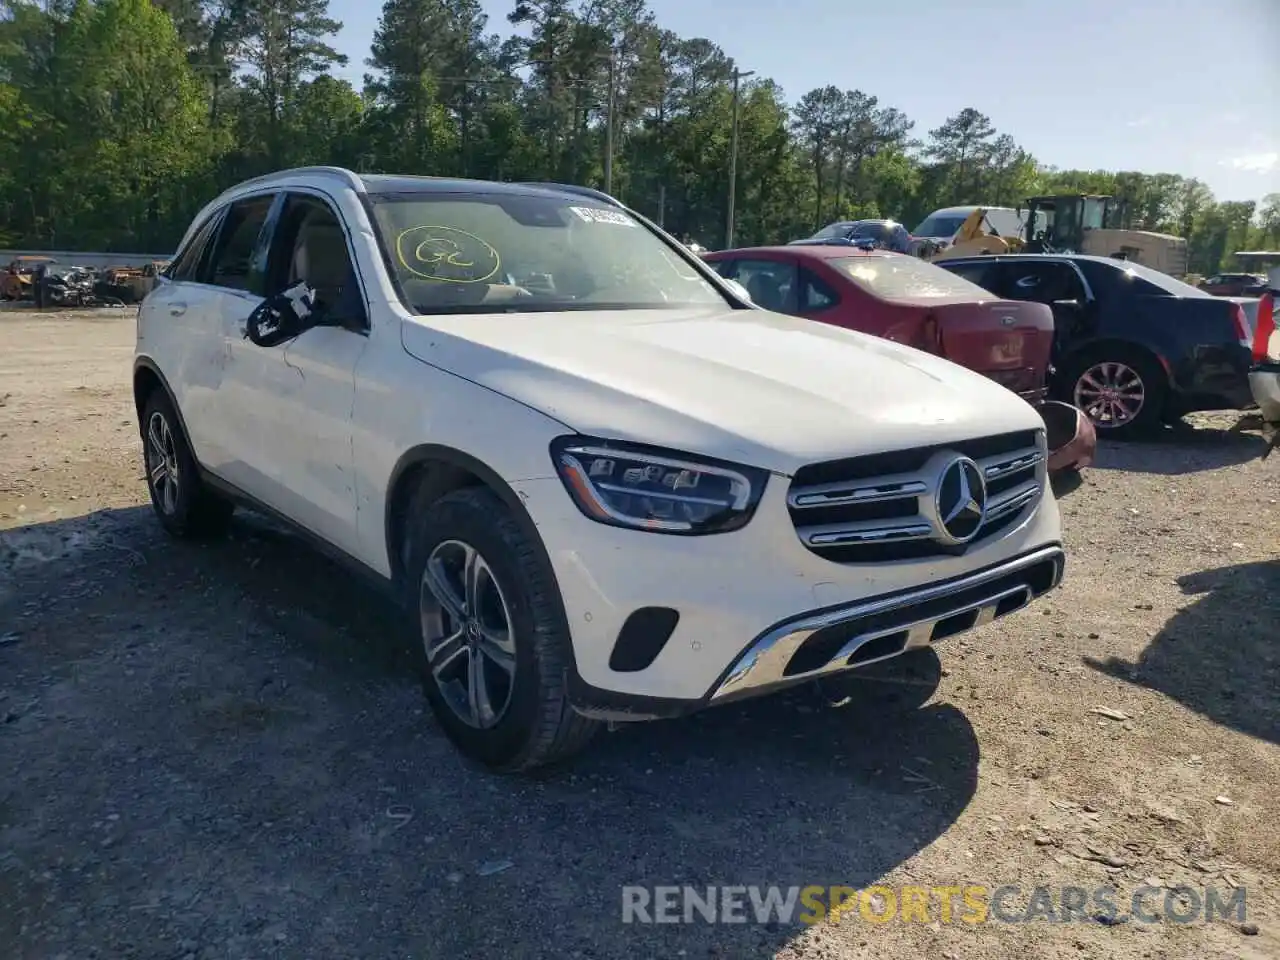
{"left": 833, "top": 255, "right": 993, "bottom": 300}
{"left": 911, "top": 215, "right": 967, "bottom": 239}
{"left": 368, "top": 192, "right": 727, "bottom": 313}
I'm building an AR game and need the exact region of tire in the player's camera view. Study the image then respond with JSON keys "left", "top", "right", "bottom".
{"left": 1053, "top": 347, "right": 1167, "bottom": 440}
{"left": 403, "top": 486, "right": 600, "bottom": 772}
{"left": 141, "top": 390, "right": 234, "bottom": 538}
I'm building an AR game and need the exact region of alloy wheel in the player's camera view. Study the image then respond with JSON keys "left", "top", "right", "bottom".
{"left": 1073, "top": 361, "right": 1145, "bottom": 429}
{"left": 145, "top": 411, "right": 181, "bottom": 515}
{"left": 419, "top": 539, "right": 518, "bottom": 729}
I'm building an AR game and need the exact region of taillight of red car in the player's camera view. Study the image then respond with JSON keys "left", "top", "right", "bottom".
{"left": 1253, "top": 292, "right": 1276, "bottom": 363}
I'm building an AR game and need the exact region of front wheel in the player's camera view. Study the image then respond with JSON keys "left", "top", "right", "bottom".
{"left": 1055, "top": 350, "right": 1167, "bottom": 440}
{"left": 404, "top": 486, "right": 600, "bottom": 772}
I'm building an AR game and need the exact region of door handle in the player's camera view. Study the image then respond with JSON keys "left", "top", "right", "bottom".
{"left": 168, "top": 302, "right": 187, "bottom": 317}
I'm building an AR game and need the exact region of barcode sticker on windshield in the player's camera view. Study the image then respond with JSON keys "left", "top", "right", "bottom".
{"left": 569, "top": 206, "right": 637, "bottom": 227}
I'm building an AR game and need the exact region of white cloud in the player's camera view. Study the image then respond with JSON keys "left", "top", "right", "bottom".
{"left": 1221, "top": 152, "right": 1278, "bottom": 173}
{"left": 1125, "top": 116, "right": 1152, "bottom": 128}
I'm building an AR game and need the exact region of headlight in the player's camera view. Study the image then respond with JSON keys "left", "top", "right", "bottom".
{"left": 550, "top": 436, "right": 768, "bottom": 534}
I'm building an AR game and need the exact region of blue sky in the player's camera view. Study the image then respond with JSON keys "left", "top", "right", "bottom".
{"left": 326, "top": 0, "right": 1280, "bottom": 204}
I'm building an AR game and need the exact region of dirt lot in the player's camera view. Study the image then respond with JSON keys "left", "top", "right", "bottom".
{"left": 1, "top": 307, "right": 1278, "bottom": 960}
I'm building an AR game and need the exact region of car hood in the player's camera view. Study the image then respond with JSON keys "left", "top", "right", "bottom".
{"left": 401, "top": 305, "right": 1044, "bottom": 475}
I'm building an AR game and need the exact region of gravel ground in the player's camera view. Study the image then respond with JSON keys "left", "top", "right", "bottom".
{"left": 1, "top": 307, "right": 1278, "bottom": 960}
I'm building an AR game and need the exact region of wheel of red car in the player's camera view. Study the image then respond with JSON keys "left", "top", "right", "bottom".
{"left": 1055, "top": 347, "right": 1167, "bottom": 439}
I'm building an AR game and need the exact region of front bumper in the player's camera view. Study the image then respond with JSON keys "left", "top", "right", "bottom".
{"left": 710, "top": 545, "right": 1063, "bottom": 704}
{"left": 1250, "top": 364, "right": 1280, "bottom": 424}
{"left": 512, "top": 466, "right": 1063, "bottom": 717}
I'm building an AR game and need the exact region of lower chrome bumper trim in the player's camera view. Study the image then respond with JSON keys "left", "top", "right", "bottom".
{"left": 708, "top": 545, "right": 1064, "bottom": 702}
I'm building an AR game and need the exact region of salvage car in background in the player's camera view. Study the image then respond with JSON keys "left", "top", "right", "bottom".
{"left": 790, "top": 219, "right": 914, "bottom": 254}
{"left": 937, "top": 254, "right": 1255, "bottom": 439}
{"left": 911, "top": 206, "right": 1025, "bottom": 257}
{"left": 1, "top": 255, "right": 57, "bottom": 300}
{"left": 703, "top": 245, "right": 1095, "bottom": 473}
{"left": 1199, "top": 272, "right": 1269, "bottom": 297}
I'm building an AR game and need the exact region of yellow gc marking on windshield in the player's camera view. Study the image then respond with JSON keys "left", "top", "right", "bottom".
{"left": 396, "top": 225, "right": 500, "bottom": 284}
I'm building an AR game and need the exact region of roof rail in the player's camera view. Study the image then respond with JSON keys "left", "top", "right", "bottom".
{"left": 229, "top": 166, "right": 366, "bottom": 194}
{"left": 519, "top": 182, "right": 626, "bottom": 208}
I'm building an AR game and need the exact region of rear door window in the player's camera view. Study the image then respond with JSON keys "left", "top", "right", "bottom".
{"left": 206, "top": 195, "right": 275, "bottom": 294}
{"left": 1002, "top": 261, "right": 1085, "bottom": 303}
{"left": 718, "top": 258, "right": 797, "bottom": 313}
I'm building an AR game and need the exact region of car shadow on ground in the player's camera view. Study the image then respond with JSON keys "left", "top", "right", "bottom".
{"left": 1084, "top": 560, "right": 1280, "bottom": 746}
{"left": 1086, "top": 420, "right": 1268, "bottom": 475}
{"left": 0, "top": 507, "right": 980, "bottom": 959}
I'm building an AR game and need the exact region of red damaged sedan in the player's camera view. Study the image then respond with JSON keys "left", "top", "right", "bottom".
{"left": 703, "top": 245, "right": 1095, "bottom": 472}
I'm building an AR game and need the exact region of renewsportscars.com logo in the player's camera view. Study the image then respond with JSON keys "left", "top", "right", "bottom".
{"left": 621, "top": 884, "right": 1248, "bottom": 926}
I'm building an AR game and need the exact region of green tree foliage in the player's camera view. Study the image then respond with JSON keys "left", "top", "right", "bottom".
{"left": 0, "top": 0, "right": 1274, "bottom": 273}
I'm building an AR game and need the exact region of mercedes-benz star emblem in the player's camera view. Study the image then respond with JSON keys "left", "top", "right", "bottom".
{"left": 933, "top": 455, "right": 988, "bottom": 545}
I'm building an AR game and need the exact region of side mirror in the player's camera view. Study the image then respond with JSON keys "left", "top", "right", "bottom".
{"left": 245, "top": 283, "right": 316, "bottom": 347}
{"left": 723, "top": 278, "right": 753, "bottom": 303}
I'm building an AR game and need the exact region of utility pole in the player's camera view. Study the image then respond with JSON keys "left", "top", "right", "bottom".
{"left": 604, "top": 50, "right": 616, "bottom": 196}
{"left": 725, "top": 67, "right": 755, "bottom": 250}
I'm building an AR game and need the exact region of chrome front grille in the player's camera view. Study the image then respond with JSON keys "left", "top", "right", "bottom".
{"left": 787, "top": 429, "right": 1046, "bottom": 563}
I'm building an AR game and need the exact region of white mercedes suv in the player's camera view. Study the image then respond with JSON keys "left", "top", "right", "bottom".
{"left": 134, "top": 167, "right": 1065, "bottom": 771}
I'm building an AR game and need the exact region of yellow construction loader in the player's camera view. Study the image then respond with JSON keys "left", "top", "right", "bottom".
{"left": 920, "top": 194, "right": 1189, "bottom": 278}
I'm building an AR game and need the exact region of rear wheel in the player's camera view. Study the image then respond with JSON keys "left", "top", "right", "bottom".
{"left": 1055, "top": 348, "right": 1167, "bottom": 439}
{"left": 141, "top": 391, "right": 234, "bottom": 538}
